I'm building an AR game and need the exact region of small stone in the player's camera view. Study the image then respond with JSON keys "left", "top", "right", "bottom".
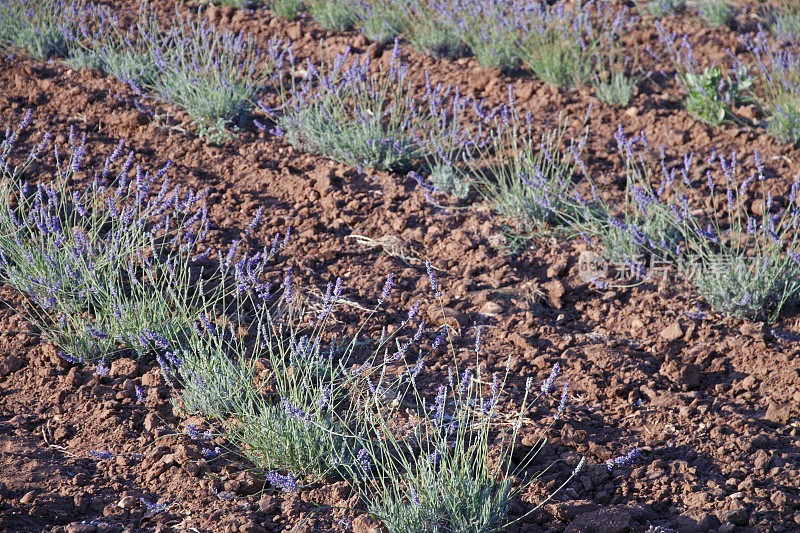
{"left": 117, "top": 495, "right": 137, "bottom": 509}
{"left": 765, "top": 402, "right": 791, "bottom": 425}
{"left": 722, "top": 507, "right": 749, "bottom": 526}
{"left": 550, "top": 500, "right": 600, "bottom": 521}
{"left": 659, "top": 322, "right": 683, "bottom": 341}
{"left": 66, "top": 524, "right": 97, "bottom": 533}
{"left": 543, "top": 279, "right": 567, "bottom": 309}
{"left": 19, "top": 490, "right": 36, "bottom": 504}
{"left": 238, "top": 523, "right": 267, "bottom": 533}
{"left": 771, "top": 491, "right": 788, "bottom": 508}
{"left": 109, "top": 358, "right": 138, "bottom": 378}
{"left": 143, "top": 413, "right": 159, "bottom": 432}
{"left": 352, "top": 514, "right": 388, "bottom": 533}
{"left": 0, "top": 355, "right": 23, "bottom": 377}
{"left": 479, "top": 301, "right": 503, "bottom": 316}
{"left": 258, "top": 494, "right": 278, "bottom": 514}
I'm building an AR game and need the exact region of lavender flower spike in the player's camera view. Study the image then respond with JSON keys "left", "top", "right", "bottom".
{"left": 541, "top": 363, "right": 561, "bottom": 394}
{"left": 606, "top": 447, "right": 640, "bottom": 471}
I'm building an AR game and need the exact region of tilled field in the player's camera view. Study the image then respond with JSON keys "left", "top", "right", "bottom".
{"left": 0, "top": 1, "right": 799, "bottom": 533}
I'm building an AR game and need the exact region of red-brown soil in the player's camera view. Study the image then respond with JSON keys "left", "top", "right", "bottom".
{"left": 0, "top": 1, "right": 799, "bottom": 532}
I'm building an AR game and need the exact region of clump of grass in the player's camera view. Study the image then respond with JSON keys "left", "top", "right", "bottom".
{"left": 0, "top": 116, "right": 209, "bottom": 363}
{"left": 263, "top": 44, "right": 473, "bottom": 173}
{"left": 308, "top": 0, "right": 359, "bottom": 32}
{"left": 697, "top": 0, "right": 734, "bottom": 28}
{"left": 645, "top": 0, "right": 684, "bottom": 17}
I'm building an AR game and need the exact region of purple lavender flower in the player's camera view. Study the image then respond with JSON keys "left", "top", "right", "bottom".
{"left": 140, "top": 498, "right": 167, "bottom": 514}
{"left": 555, "top": 382, "right": 569, "bottom": 420}
{"left": 433, "top": 385, "right": 447, "bottom": 425}
{"left": 268, "top": 471, "right": 299, "bottom": 493}
{"left": 474, "top": 325, "right": 484, "bottom": 354}
{"left": 185, "top": 424, "right": 201, "bottom": 440}
{"left": 606, "top": 447, "right": 640, "bottom": 471}
{"left": 425, "top": 260, "right": 441, "bottom": 296}
{"left": 95, "top": 359, "right": 109, "bottom": 377}
{"left": 135, "top": 386, "right": 145, "bottom": 403}
{"left": 357, "top": 448, "right": 371, "bottom": 477}
{"left": 541, "top": 363, "right": 560, "bottom": 394}
{"left": 89, "top": 450, "right": 113, "bottom": 461}
{"left": 378, "top": 272, "right": 394, "bottom": 303}
{"left": 283, "top": 268, "right": 293, "bottom": 305}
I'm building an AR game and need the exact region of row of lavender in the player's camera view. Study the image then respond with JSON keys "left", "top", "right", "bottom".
{"left": 0, "top": 112, "right": 602, "bottom": 530}
{"left": 1, "top": 0, "right": 799, "bottom": 320}
{"left": 263, "top": 0, "right": 800, "bottom": 144}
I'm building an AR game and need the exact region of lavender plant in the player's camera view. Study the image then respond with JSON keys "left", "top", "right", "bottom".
{"left": 262, "top": 44, "right": 473, "bottom": 173}
{"left": 697, "top": 0, "right": 734, "bottom": 28}
{"left": 520, "top": 2, "right": 633, "bottom": 89}
{"left": 593, "top": 48, "right": 648, "bottom": 107}
{"left": 468, "top": 103, "right": 586, "bottom": 232}
{"left": 0, "top": 117, "right": 209, "bottom": 362}
{"left": 572, "top": 129, "right": 682, "bottom": 270}
{"left": 0, "top": 0, "right": 84, "bottom": 60}
{"left": 403, "top": 2, "right": 465, "bottom": 59}
{"left": 645, "top": 0, "right": 684, "bottom": 17}
{"left": 772, "top": 3, "right": 800, "bottom": 43}
{"left": 437, "top": 0, "right": 531, "bottom": 71}
{"left": 138, "top": 8, "right": 286, "bottom": 141}
{"left": 269, "top": 0, "right": 304, "bottom": 19}
{"left": 744, "top": 30, "right": 800, "bottom": 145}
{"left": 341, "top": 331, "right": 583, "bottom": 533}
{"left": 360, "top": 0, "right": 407, "bottom": 44}
{"left": 666, "top": 150, "right": 800, "bottom": 322}
{"left": 308, "top": 0, "right": 359, "bottom": 32}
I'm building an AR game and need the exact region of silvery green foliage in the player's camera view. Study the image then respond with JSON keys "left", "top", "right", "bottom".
{"left": 470, "top": 103, "right": 585, "bottom": 232}
{"left": 360, "top": 0, "right": 407, "bottom": 44}
{"left": 429, "top": 164, "right": 469, "bottom": 199}
{"left": 0, "top": 115, "right": 209, "bottom": 363}
{"left": 264, "top": 44, "right": 472, "bottom": 173}
{"left": 646, "top": 0, "right": 684, "bottom": 17}
{"left": 0, "top": 0, "right": 85, "bottom": 60}
{"left": 697, "top": 0, "right": 733, "bottom": 28}
{"left": 744, "top": 29, "right": 800, "bottom": 145}
{"left": 269, "top": 0, "right": 304, "bottom": 19}
{"left": 308, "top": 0, "right": 358, "bottom": 31}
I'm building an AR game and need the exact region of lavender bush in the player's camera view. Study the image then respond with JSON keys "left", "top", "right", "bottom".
{"left": 0, "top": 0, "right": 85, "bottom": 60}
{"left": 262, "top": 44, "right": 473, "bottom": 173}
{"left": 360, "top": 0, "right": 407, "bottom": 44}
{"left": 744, "top": 30, "right": 800, "bottom": 145}
{"left": 468, "top": 102, "right": 586, "bottom": 232}
{"left": 666, "top": 150, "right": 800, "bottom": 322}
{"left": 697, "top": 0, "right": 733, "bottom": 28}
{"left": 0, "top": 116, "right": 209, "bottom": 362}
{"left": 520, "top": 2, "right": 633, "bottom": 89}
{"left": 308, "top": 0, "right": 359, "bottom": 32}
